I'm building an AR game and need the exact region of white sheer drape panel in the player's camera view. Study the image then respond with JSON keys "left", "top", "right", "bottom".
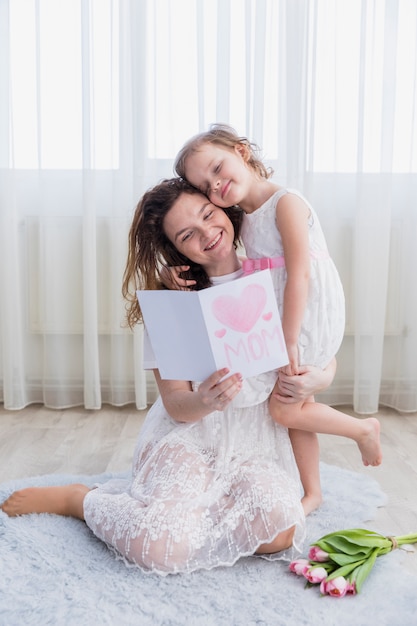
{"left": 308, "top": 0, "right": 417, "bottom": 414}
{"left": 0, "top": 0, "right": 156, "bottom": 410}
{"left": 306, "top": 174, "right": 417, "bottom": 414}
{"left": 1, "top": 0, "right": 416, "bottom": 412}
{"left": 1, "top": 180, "right": 148, "bottom": 409}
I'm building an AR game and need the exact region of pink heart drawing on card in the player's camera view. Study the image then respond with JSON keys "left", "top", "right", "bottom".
{"left": 215, "top": 328, "right": 227, "bottom": 338}
{"left": 212, "top": 284, "right": 267, "bottom": 333}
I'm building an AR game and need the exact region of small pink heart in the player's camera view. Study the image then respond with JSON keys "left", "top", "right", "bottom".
{"left": 215, "top": 328, "right": 226, "bottom": 338}
{"left": 212, "top": 284, "right": 267, "bottom": 333}
{"left": 262, "top": 312, "right": 272, "bottom": 321}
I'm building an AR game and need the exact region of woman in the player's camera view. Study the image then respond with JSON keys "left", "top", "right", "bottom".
{"left": 1, "top": 178, "right": 335, "bottom": 575}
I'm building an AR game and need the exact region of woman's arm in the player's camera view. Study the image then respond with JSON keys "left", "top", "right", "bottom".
{"left": 154, "top": 367, "right": 243, "bottom": 423}
{"left": 273, "top": 358, "right": 337, "bottom": 403}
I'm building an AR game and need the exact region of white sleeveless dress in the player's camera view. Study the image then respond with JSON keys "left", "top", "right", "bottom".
{"left": 83, "top": 269, "right": 305, "bottom": 575}
{"left": 241, "top": 189, "right": 345, "bottom": 368}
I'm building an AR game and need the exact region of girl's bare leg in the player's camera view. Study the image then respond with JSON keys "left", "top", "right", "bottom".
{"left": 0, "top": 484, "right": 90, "bottom": 519}
{"left": 270, "top": 392, "right": 382, "bottom": 467}
{"left": 289, "top": 428, "right": 322, "bottom": 515}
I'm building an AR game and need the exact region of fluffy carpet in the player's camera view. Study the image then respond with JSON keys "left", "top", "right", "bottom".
{"left": 1, "top": 463, "right": 417, "bottom": 626}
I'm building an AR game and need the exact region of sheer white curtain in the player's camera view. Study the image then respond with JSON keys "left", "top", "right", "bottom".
{"left": 1, "top": 0, "right": 416, "bottom": 413}
{"left": 303, "top": 0, "right": 417, "bottom": 413}
{"left": 0, "top": 0, "right": 153, "bottom": 409}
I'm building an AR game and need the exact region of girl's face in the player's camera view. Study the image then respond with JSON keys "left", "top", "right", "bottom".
{"left": 163, "top": 192, "right": 240, "bottom": 277}
{"left": 183, "top": 143, "right": 252, "bottom": 209}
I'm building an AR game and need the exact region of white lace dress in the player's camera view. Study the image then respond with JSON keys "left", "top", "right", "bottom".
{"left": 241, "top": 189, "right": 345, "bottom": 368}
{"left": 83, "top": 269, "right": 305, "bottom": 576}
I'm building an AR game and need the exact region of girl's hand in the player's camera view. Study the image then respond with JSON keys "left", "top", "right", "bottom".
{"left": 198, "top": 368, "right": 243, "bottom": 411}
{"left": 160, "top": 265, "right": 196, "bottom": 291}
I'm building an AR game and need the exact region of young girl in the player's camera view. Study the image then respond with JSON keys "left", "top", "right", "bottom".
{"left": 174, "top": 124, "right": 382, "bottom": 513}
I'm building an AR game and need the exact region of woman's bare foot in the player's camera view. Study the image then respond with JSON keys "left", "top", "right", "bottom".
{"left": 301, "top": 492, "right": 323, "bottom": 516}
{"left": 357, "top": 418, "right": 382, "bottom": 466}
{"left": 0, "top": 484, "right": 90, "bottom": 519}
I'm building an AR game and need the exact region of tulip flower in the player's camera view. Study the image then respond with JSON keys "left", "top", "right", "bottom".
{"left": 308, "top": 546, "right": 329, "bottom": 562}
{"left": 305, "top": 566, "right": 328, "bottom": 584}
{"left": 289, "top": 528, "right": 417, "bottom": 598}
{"left": 288, "top": 558, "right": 310, "bottom": 576}
{"left": 346, "top": 581, "right": 357, "bottom": 595}
{"left": 320, "top": 576, "right": 349, "bottom": 598}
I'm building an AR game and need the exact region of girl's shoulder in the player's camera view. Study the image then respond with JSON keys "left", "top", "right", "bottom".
{"left": 275, "top": 188, "right": 316, "bottom": 220}
{"left": 254, "top": 187, "right": 288, "bottom": 215}
{"left": 276, "top": 187, "right": 310, "bottom": 206}
{"left": 266, "top": 187, "right": 310, "bottom": 210}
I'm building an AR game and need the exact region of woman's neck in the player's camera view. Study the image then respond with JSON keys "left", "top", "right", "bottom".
{"left": 206, "top": 253, "right": 242, "bottom": 278}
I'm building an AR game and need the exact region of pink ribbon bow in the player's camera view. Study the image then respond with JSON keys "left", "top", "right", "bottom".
{"left": 242, "top": 256, "right": 285, "bottom": 276}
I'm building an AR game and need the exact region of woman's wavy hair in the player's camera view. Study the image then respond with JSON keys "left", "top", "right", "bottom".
{"left": 174, "top": 123, "right": 273, "bottom": 182}
{"left": 122, "top": 177, "right": 243, "bottom": 328}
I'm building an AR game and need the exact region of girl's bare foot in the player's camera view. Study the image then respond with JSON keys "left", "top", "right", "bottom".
{"left": 0, "top": 484, "right": 90, "bottom": 519}
{"left": 357, "top": 418, "right": 382, "bottom": 466}
{"left": 301, "top": 492, "right": 323, "bottom": 516}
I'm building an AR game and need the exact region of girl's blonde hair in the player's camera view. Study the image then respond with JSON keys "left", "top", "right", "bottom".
{"left": 122, "top": 177, "right": 243, "bottom": 328}
{"left": 174, "top": 123, "right": 273, "bottom": 182}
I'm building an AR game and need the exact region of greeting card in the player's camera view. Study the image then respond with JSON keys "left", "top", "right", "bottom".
{"left": 136, "top": 269, "right": 288, "bottom": 380}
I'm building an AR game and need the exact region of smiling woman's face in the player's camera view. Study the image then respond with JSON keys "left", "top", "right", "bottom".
{"left": 162, "top": 191, "right": 240, "bottom": 277}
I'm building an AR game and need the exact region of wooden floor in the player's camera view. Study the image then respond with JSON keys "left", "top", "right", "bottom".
{"left": 1, "top": 402, "right": 417, "bottom": 575}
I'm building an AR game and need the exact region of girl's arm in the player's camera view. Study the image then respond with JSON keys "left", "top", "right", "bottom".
{"left": 153, "top": 367, "right": 243, "bottom": 423}
{"left": 275, "top": 193, "right": 311, "bottom": 375}
{"left": 159, "top": 265, "right": 196, "bottom": 290}
{"left": 160, "top": 255, "right": 247, "bottom": 291}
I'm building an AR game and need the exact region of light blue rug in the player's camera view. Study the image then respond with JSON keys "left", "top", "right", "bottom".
{"left": 1, "top": 463, "right": 416, "bottom": 626}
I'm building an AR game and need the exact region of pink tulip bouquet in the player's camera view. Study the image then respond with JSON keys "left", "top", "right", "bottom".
{"left": 289, "top": 528, "right": 417, "bottom": 598}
